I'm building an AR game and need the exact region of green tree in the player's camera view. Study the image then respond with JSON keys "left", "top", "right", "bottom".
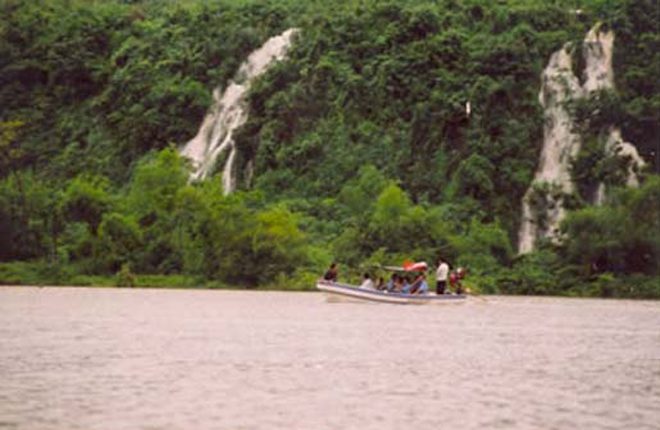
{"left": 450, "top": 217, "right": 513, "bottom": 275}
{"left": 60, "top": 174, "right": 113, "bottom": 234}
{"left": 249, "top": 207, "right": 307, "bottom": 285}
{"left": 98, "top": 212, "right": 143, "bottom": 272}
{"left": 561, "top": 175, "right": 660, "bottom": 275}
{"left": 124, "top": 148, "right": 188, "bottom": 273}
{"left": 0, "top": 171, "right": 58, "bottom": 260}
{"left": 448, "top": 153, "right": 495, "bottom": 203}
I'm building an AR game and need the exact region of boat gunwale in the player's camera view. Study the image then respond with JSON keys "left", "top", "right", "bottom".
{"left": 317, "top": 280, "right": 466, "bottom": 302}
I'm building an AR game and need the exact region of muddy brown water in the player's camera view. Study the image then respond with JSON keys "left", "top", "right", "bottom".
{"left": 1, "top": 287, "right": 658, "bottom": 429}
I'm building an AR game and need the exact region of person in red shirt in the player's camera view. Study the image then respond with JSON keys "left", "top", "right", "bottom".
{"left": 450, "top": 267, "right": 467, "bottom": 294}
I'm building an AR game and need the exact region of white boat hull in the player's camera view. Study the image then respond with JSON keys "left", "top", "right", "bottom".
{"left": 317, "top": 280, "right": 467, "bottom": 305}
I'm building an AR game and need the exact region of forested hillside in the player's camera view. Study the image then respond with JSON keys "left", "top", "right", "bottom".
{"left": 1, "top": 0, "right": 658, "bottom": 297}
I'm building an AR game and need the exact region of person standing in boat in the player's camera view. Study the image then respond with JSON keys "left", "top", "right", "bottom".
{"left": 323, "top": 263, "right": 339, "bottom": 282}
{"left": 436, "top": 257, "right": 449, "bottom": 294}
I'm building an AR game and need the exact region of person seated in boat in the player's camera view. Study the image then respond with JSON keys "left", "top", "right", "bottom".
{"left": 375, "top": 277, "right": 386, "bottom": 291}
{"left": 360, "top": 273, "right": 375, "bottom": 290}
{"left": 409, "top": 273, "right": 422, "bottom": 293}
{"left": 400, "top": 276, "right": 411, "bottom": 294}
{"left": 410, "top": 273, "right": 429, "bottom": 295}
{"left": 395, "top": 276, "right": 404, "bottom": 292}
{"left": 323, "top": 263, "right": 339, "bottom": 282}
{"left": 386, "top": 274, "right": 398, "bottom": 292}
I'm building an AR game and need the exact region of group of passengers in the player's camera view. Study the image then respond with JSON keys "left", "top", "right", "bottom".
{"left": 323, "top": 257, "right": 465, "bottom": 295}
{"left": 358, "top": 272, "right": 428, "bottom": 295}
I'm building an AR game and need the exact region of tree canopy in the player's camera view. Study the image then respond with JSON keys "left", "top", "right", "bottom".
{"left": 0, "top": 0, "right": 657, "bottom": 296}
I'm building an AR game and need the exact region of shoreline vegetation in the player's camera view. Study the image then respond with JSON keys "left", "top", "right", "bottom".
{"left": 1, "top": 0, "right": 658, "bottom": 300}
{"left": 1, "top": 260, "right": 657, "bottom": 299}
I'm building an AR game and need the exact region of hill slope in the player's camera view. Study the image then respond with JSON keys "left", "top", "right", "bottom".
{"left": 1, "top": 0, "right": 658, "bottom": 297}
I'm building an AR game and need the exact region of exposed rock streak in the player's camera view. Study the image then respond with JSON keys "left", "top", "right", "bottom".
{"left": 518, "top": 24, "right": 644, "bottom": 253}
{"left": 180, "top": 29, "right": 298, "bottom": 193}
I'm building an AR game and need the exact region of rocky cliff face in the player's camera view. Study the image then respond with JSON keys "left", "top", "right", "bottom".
{"left": 180, "top": 29, "right": 298, "bottom": 193}
{"left": 518, "top": 24, "right": 645, "bottom": 254}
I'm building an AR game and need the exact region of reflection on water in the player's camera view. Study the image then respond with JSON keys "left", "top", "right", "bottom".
{"left": 0, "top": 287, "right": 658, "bottom": 430}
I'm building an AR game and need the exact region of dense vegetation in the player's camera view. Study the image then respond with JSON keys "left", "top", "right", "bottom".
{"left": 1, "top": 0, "right": 658, "bottom": 297}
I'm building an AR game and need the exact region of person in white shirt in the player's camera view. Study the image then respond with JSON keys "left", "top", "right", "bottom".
{"left": 436, "top": 257, "right": 449, "bottom": 294}
{"left": 360, "top": 273, "right": 375, "bottom": 290}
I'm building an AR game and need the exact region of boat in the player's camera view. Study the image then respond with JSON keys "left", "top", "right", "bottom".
{"left": 316, "top": 280, "right": 467, "bottom": 305}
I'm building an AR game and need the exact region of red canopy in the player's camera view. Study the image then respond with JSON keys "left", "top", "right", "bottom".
{"left": 383, "top": 261, "right": 428, "bottom": 272}
{"left": 403, "top": 261, "right": 428, "bottom": 272}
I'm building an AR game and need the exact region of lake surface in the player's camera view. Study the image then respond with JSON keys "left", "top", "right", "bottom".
{"left": 0, "top": 287, "right": 658, "bottom": 430}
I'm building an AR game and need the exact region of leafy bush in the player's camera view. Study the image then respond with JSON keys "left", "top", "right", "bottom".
{"left": 561, "top": 175, "right": 660, "bottom": 276}
{"left": 496, "top": 249, "right": 563, "bottom": 295}
{"left": 0, "top": 261, "right": 74, "bottom": 286}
